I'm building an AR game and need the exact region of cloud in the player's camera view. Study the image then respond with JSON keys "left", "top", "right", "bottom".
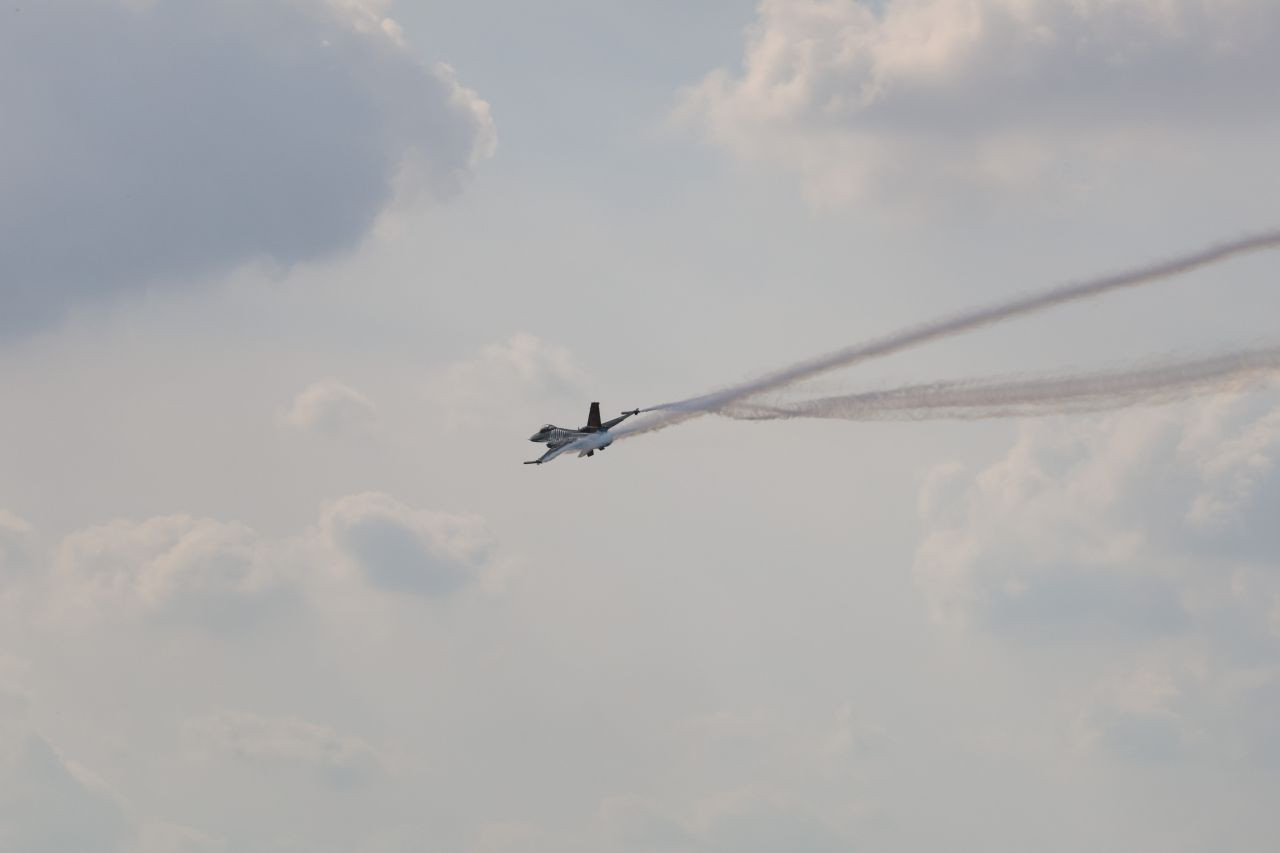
{"left": 0, "top": 511, "right": 34, "bottom": 577}
{"left": 598, "top": 796, "right": 694, "bottom": 850}
{"left": 0, "top": 492, "right": 500, "bottom": 848}
{"left": 916, "top": 396, "right": 1280, "bottom": 767}
{"left": 914, "top": 397, "right": 1280, "bottom": 640}
{"left": 597, "top": 791, "right": 854, "bottom": 853}
{"left": 678, "top": 0, "right": 1280, "bottom": 208}
{"left": 0, "top": 734, "right": 134, "bottom": 853}
{"left": 1183, "top": 404, "right": 1280, "bottom": 537}
{"left": 0, "top": 0, "right": 496, "bottom": 335}
{"left": 280, "top": 380, "right": 378, "bottom": 437}
{"left": 693, "top": 792, "right": 851, "bottom": 853}
{"left": 1, "top": 492, "right": 496, "bottom": 632}
{"left": 1073, "top": 657, "right": 1280, "bottom": 769}
{"left": 51, "top": 515, "right": 292, "bottom": 629}
{"left": 429, "top": 333, "right": 588, "bottom": 425}
{"left": 0, "top": 667, "right": 29, "bottom": 724}
{"left": 1074, "top": 666, "right": 1186, "bottom": 764}
{"left": 323, "top": 492, "right": 490, "bottom": 596}
{"left": 183, "top": 710, "right": 384, "bottom": 786}
{"left": 137, "top": 822, "right": 227, "bottom": 853}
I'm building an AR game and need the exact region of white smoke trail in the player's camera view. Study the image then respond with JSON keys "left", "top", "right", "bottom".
{"left": 615, "top": 231, "right": 1280, "bottom": 439}
{"left": 720, "top": 346, "right": 1280, "bottom": 422}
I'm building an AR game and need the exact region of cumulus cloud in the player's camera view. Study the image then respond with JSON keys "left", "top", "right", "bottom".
{"left": 679, "top": 0, "right": 1280, "bottom": 207}
{"left": 0, "top": 0, "right": 496, "bottom": 335}
{"left": 915, "top": 395, "right": 1280, "bottom": 764}
{"left": 1072, "top": 656, "right": 1280, "bottom": 768}
{"left": 51, "top": 515, "right": 292, "bottom": 629}
{"left": 323, "top": 492, "right": 490, "bottom": 596}
{"left": 915, "top": 398, "right": 1280, "bottom": 633}
{"left": 183, "top": 710, "right": 384, "bottom": 786}
{"left": 280, "top": 379, "right": 378, "bottom": 437}
{"left": 0, "top": 492, "right": 493, "bottom": 631}
{"left": 430, "top": 333, "right": 588, "bottom": 425}
{"left": 0, "top": 492, "right": 500, "bottom": 846}
{"left": 1183, "top": 404, "right": 1280, "bottom": 535}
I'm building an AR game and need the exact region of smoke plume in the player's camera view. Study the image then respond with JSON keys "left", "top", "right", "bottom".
{"left": 616, "top": 231, "right": 1280, "bottom": 439}
{"left": 721, "top": 346, "right": 1280, "bottom": 423}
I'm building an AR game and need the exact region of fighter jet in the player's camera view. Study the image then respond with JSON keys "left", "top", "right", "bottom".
{"left": 525, "top": 403, "right": 641, "bottom": 465}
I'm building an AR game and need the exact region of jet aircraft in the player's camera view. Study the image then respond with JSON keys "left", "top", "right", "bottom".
{"left": 525, "top": 403, "right": 641, "bottom": 465}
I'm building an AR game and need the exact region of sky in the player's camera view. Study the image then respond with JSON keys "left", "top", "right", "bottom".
{"left": 1, "top": 1, "right": 1279, "bottom": 851}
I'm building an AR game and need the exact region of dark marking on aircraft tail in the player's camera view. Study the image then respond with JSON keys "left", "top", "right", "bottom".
{"left": 587, "top": 402, "right": 602, "bottom": 430}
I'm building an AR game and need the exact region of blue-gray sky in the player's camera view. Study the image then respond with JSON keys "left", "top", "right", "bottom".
{"left": 1, "top": 2, "right": 1279, "bottom": 851}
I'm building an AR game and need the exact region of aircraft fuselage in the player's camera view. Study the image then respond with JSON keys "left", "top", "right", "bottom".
{"left": 529, "top": 425, "right": 584, "bottom": 444}
{"left": 524, "top": 403, "right": 639, "bottom": 465}
{"left": 528, "top": 427, "right": 613, "bottom": 453}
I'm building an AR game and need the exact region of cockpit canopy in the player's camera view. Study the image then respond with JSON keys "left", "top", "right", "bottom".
{"left": 539, "top": 424, "right": 554, "bottom": 432}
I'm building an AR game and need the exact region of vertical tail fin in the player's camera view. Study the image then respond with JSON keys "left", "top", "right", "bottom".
{"left": 587, "top": 402, "right": 602, "bottom": 429}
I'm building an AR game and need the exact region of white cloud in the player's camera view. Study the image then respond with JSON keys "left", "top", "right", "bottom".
{"left": 21, "top": 493, "right": 494, "bottom": 627}
{"left": 428, "top": 333, "right": 588, "bottom": 426}
{"left": 183, "top": 710, "right": 384, "bottom": 786}
{"left": 0, "top": 491, "right": 495, "bottom": 634}
{"left": 452, "top": 333, "right": 585, "bottom": 393}
{"left": 0, "top": 0, "right": 495, "bottom": 335}
{"left": 1183, "top": 403, "right": 1280, "bottom": 532}
{"left": 679, "top": 0, "right": 1280, "bottom": 208}
{"left": 0, "top": 491, "right": 502, "bottom": 850}
{"left": 1072, "top": 656, "right": 1280, "bottom": 768}
{"left": 50, "top": 515, "right": 292, "bottom": 629}
{"left": 280, "top": 380, "right": 378, "bottom": 437}
{"left": 915, "top": 396, "right": 1280, "bottom": 766}
{"left": 323, "top": 492, "right": 490, "bottom": 596}
{"left": 914, "top": 397, "right": 1280, "bottom": 636}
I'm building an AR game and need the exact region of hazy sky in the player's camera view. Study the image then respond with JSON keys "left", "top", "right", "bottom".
{"left": 2, "top": 2, "right": 1279, "bottom": 851}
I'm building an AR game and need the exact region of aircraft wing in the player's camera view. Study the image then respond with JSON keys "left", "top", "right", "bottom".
{"left": 524, "top": 441, "right": 578, "bottom": 465}
{"left": 599, "top": 409, "right": 641, "bottom": 431}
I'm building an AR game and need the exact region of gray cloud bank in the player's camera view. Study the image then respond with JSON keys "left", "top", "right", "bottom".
{"left": 0, "top": 0, "right": 495, "bottom": 335}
